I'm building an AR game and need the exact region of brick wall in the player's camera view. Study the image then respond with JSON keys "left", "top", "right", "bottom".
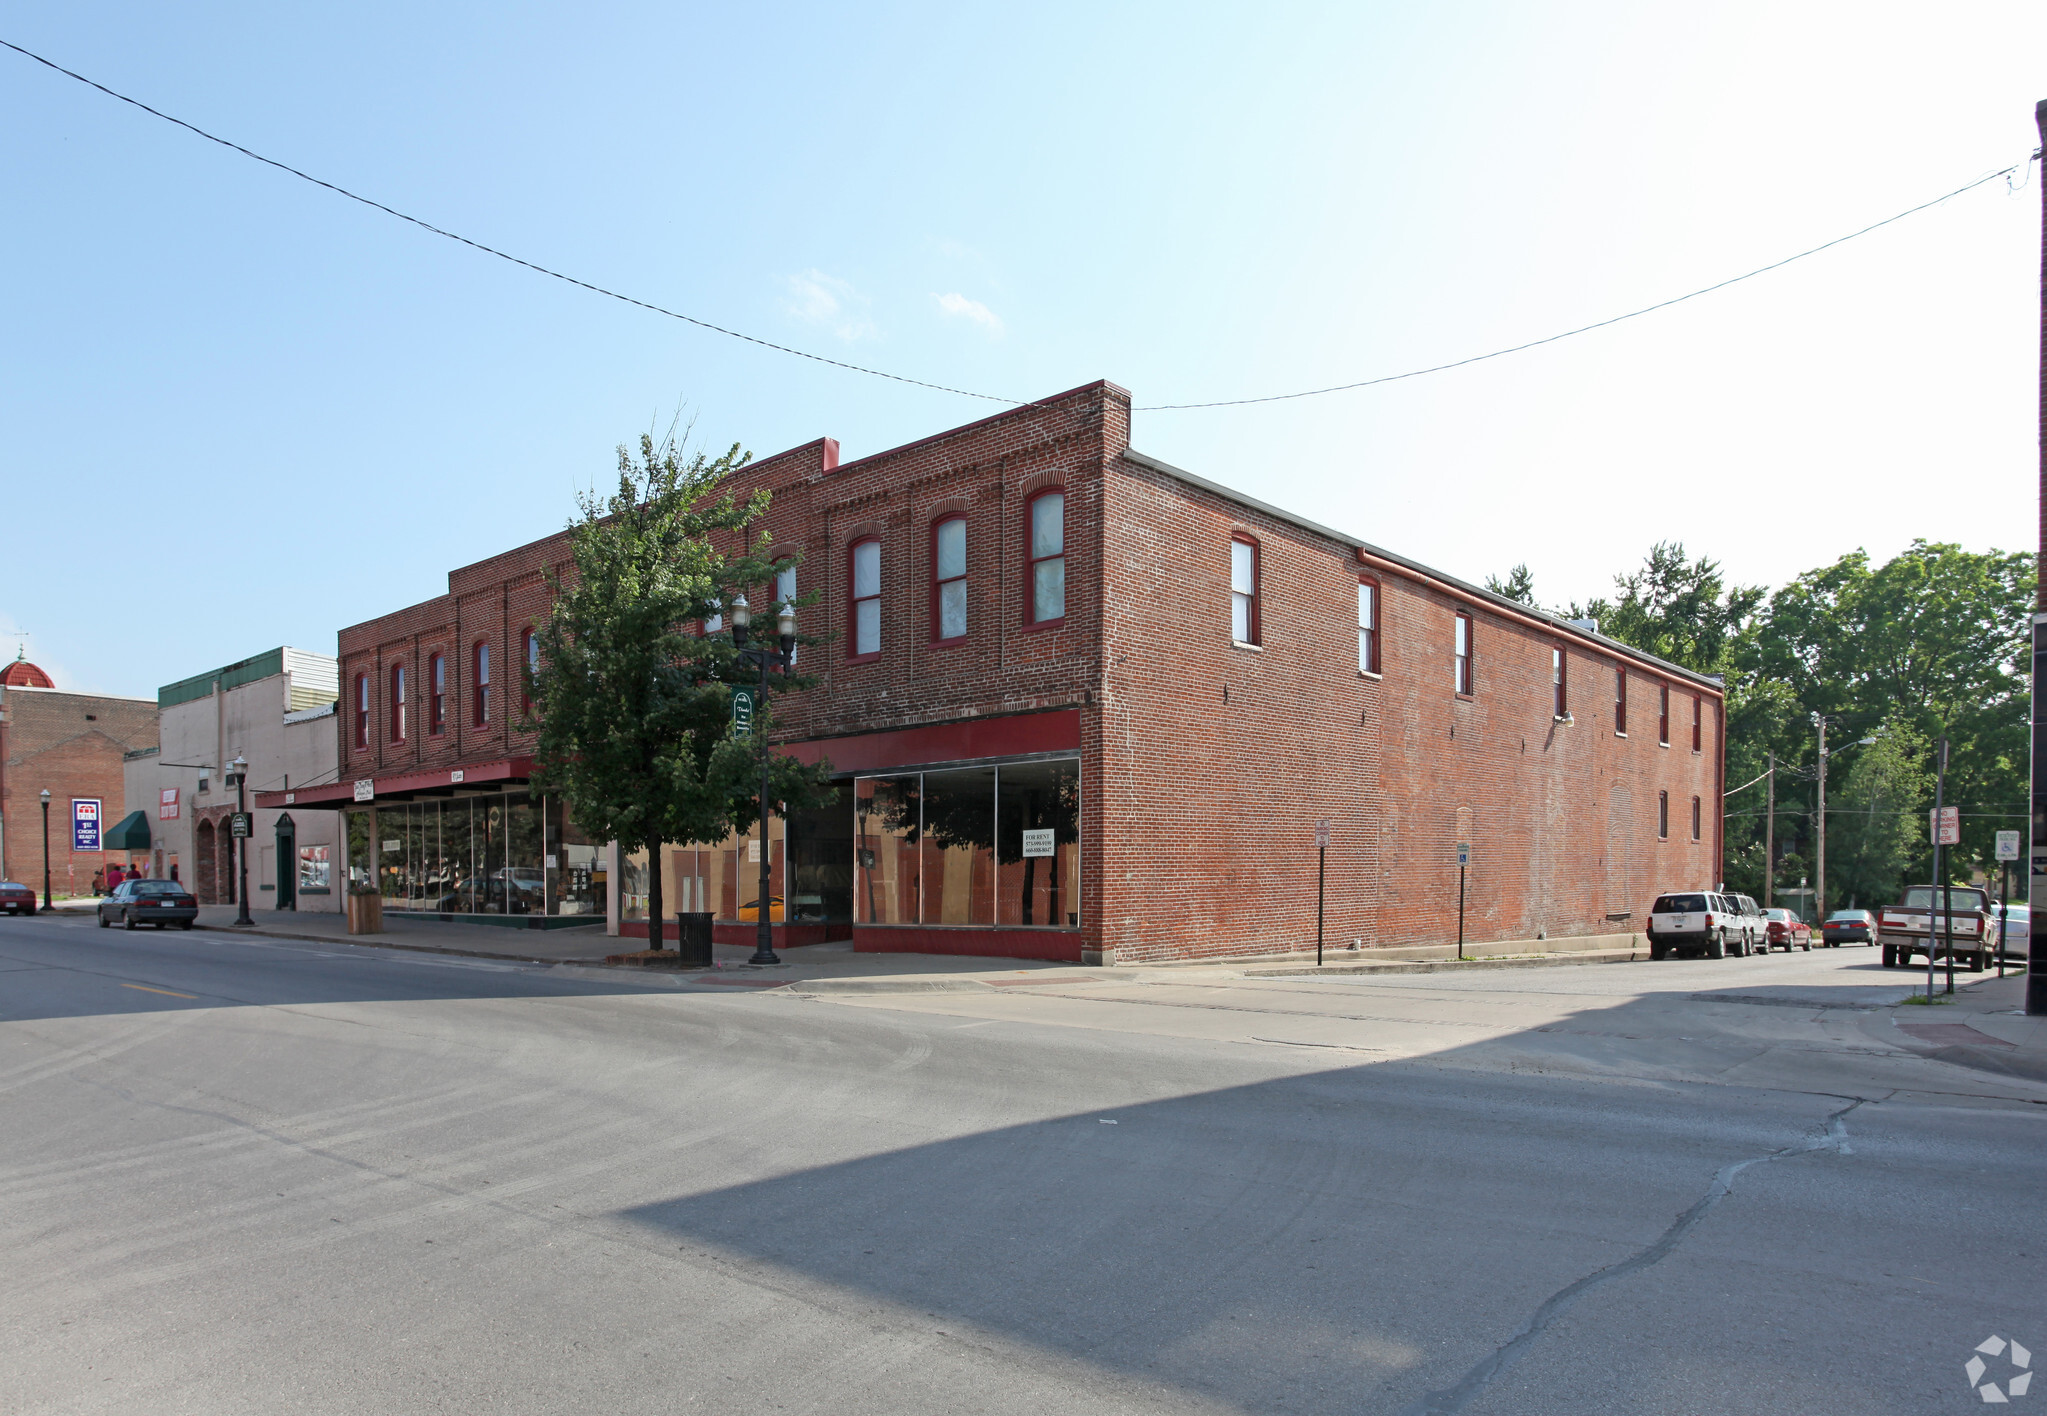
{"left": 0, "top": 688, "right": 158, "bottom": 894}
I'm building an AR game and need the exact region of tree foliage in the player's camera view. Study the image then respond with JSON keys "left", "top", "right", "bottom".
{"left": 528, "top": 432, "right": 835, "bottom": 945}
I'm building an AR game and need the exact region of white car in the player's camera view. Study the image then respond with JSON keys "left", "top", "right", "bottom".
{"left": 1648, "top": 891, "right": 1749, "bottom": 959}
{"left": 1993, "top": 901, "right": 2029, "bottom": 966}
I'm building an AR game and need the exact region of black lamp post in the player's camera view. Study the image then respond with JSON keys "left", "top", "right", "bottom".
{"left": 729, "top": 593, "right": 796, "bottom": 966}
{"left": 228, "top": 753, "right": 253, "bottom": 928}
{"left": 38, "top": 788, "right": 51, "bottom": 913}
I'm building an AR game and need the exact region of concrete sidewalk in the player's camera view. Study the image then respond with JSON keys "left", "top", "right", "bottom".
{"left": 1886, "top": 972, "right": 2047, "bottom": 1082}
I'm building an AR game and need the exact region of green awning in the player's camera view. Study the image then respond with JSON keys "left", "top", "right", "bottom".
{"left": 103, "top": 810, "right": 152, "bottom": 851}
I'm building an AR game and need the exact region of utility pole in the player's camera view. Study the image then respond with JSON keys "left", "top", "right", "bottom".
{"left": 1815, "top": 718, "right": 1828, "bottom": 925}
{"left": 1764, "top": 751, "right": 1775, "bottom": 908}
{"left": 2031, "top": 97, "right": 2047, "bottom": 1016}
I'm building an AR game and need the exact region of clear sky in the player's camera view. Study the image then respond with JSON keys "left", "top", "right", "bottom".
{"left": 4, "top": 2, "right": 2043, "bottom": 698}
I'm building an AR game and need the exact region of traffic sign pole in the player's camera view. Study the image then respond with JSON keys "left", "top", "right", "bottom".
{"left": 1456, "top": 843, "right": 1470, "bottom": 962}
{"left": 1314, "top": 820, "right": 1329, "bottom": 967}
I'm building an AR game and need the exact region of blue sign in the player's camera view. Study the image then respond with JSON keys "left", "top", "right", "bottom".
{"left": 72, "top": 798, "right": 102, "bottom": 853}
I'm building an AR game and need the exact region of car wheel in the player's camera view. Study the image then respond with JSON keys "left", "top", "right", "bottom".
{"left": 98, "top": 911, "right": 110, "bottom": 928}
{"left": 1708, "top": 932, "right": 1725, "bottom": 960}
{"left": 179, "top": 921, "right": 193, "bottom": 931}
{"left": 122, "top": 910, "right": 138, "bottom": 931}
{"left": 1650, "top": 941, "right": 1668, "bottom": 961}
{"left": 1881, "top": 945, "right": 1895, "bottom": 967}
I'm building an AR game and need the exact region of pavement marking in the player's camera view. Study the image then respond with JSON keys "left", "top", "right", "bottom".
{"left": 120, "top": 984, "right": 199, "bottom": 999}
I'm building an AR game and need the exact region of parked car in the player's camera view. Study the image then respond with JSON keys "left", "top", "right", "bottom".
{"left": 1993, "top": 901, "right": 2029, "bottom": 967}
{"left": 1730, "top": 893, "right": 1767, "bottom": 955}
{"left": 1760, "top": 907, "right": 1812, "bottom": 951}
{"left": 737, "top": 895, "right": 786, "bottom": 923}
{"left": 0, "top": 880, "right": 36, "bottom": 915}
{"left": 1820, "top": 909, "right": 1876, "bottom": 947}
{"left": 96, "top": 878, "right": 198, "bottom": 930}
{"left": 1878, "top": 885, "right": 2000, "bottom": 971}
{"left": 1647, "top": 891, "right": 1746, "bottom": 959}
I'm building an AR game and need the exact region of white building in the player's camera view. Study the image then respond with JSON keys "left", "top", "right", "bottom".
{"left": 122, "top": 648, "right": 341, "bottom": 911}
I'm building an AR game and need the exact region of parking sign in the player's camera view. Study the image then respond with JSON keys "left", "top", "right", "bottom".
{"left": 1931, "top": 806, "right": 1959, "bottom": 846}
{"left": 1996, "top": 830, "right": 2021, "bottom": 861}
{"left": 72, "top": 798, "right": 101, "bottom": 853}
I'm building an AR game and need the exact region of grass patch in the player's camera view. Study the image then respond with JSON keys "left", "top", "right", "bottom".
{"left": 1898, "top": 992, "right": 1955, "bottom": 1006}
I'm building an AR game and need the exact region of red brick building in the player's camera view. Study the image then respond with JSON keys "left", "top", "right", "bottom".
{"left": 266, "top": 381, "right": 1723, "bottom": 963}
{"left": 0, "top": 657, "right": 159, "bottom": 899}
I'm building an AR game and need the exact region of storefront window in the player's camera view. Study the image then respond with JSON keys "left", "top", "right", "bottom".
{"left": 995, "top": 759, "right": 1080, "bottom": 927}
{"left": 346, "top": 811, "right": 372, "bottom": 893}
{"left": 546, "top": 796, "right": 603, "bottom": 917}
{"left": 920, "top": 766, "right": 995, "bottom": 924}
{"left": 620, "top": 848, "right": 648, "bottom": 922}
{"left": 854, "top": 775, "right": 920, "bottom": 923}
{"left": 786, "top": 783, "right": 853, "bottom": 924}
{"left": 298, "top": 844, "right": 331, "bottom": 893}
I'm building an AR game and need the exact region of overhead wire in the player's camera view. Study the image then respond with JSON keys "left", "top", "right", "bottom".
{"left": 0, "top": 36, "right": 2026, "bottom": 415}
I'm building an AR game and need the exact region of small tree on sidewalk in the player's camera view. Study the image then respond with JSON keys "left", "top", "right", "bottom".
{"left": 528, "top": 431, "right": 833, "bottom": 948}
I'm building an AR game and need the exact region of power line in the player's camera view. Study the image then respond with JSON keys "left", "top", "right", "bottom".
{"left": 1, "top": 38, "right": 2024, "bottom": 415}
{"left": 0, "top": 38, "right": 1021, "bottom": 406}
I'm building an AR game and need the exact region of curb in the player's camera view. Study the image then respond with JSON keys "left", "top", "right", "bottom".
{"left": 788, "top": 977, "right": 997, "bottom": 996}
{"left": 188, "top": 921, "right": 578, "bottom": 967}
{"left": 1245, "top": 948, "right": 1646, "bottom": 978}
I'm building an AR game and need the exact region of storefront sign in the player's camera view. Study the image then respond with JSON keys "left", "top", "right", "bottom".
{"left": 72, "top": 799, "right": 102, "bottom": 852}
{"left": 230, "top": 812, "right": 251, "bottom": 839}
{"left": 159, "top": 788, "right": 180, "bottom": 820}
{"left": 1022, "top": 829, "right": 1054, "bottom": 858}
{"left": 354, "top": 779, "right": 375, "bottom": 802}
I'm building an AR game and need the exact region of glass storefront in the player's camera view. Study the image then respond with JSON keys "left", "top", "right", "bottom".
{"left": 349, "top": 792, "right": 550, "bottom": 917}
{"left": 854, "top": 758, "right": 1079, "bottom": 929}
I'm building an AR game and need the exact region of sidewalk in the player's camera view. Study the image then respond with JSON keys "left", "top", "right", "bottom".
{"left": 1887, "top": 972, "right": 2047, "bottom": 1084}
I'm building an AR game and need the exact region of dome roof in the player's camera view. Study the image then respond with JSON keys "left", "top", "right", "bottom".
{"left": 0, "top": 656, "right": 54, "bottom": 688}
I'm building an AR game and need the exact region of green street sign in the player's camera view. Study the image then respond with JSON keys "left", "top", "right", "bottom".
{"left": 731, "top": 687, "right": 756, "bottom": 737}
{"left": 230, "top": 813, "right": 251, "bottom": 839}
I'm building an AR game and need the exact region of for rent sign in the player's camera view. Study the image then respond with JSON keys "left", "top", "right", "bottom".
{"left": 72, "top": 798, "right": 102, "bottom": 853}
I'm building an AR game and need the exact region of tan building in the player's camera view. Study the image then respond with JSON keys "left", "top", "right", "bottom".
{"left": 0, "top": 654, "right": 158, "bottom": 898}
{"left": 122, "top": 648, "right": 340, "bottom": 910}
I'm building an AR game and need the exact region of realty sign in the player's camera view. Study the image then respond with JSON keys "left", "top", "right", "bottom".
{"left": 72, "top": 798, "right": 101, "bottom": 853}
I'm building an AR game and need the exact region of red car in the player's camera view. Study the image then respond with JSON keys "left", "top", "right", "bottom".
{"left": 1759, "top": 907, "right": 1812, "bottom": 951}
{"left": 0, "top": 880, "right": 36, "bottom": 915}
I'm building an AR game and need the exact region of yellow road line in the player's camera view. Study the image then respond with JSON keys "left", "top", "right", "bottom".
{"left": 120, "top": 984, "right": 198, "bottom": 999}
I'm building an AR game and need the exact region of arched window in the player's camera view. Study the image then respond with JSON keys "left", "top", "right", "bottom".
{"left": 932, "top": 516, "right": 967, "bottom": 642}
{"left": 473, "top": 641, "right": 491, "bottom": 726}
{"left": 1229, "top": 535, "right": 1259, "bottom": 645}
{"left": 354, "top": 674, "right": 369, "bottom": 750}
{"left": 1658, "top": 683, "right": 1670, "bottom": 745}
{"left": 389, "top": 663, "right": 407, "bottom": 743}
{"left": 849, "top": 538, "right": 881, "bottom": 659}
{"left": 776, "top": 561, "right": 798, "bottom": 664}
{"left": 1027, "top": 491, "right": 1065, "bottom": 625}
{"left": 520, "top": 628, "right": 537, "bottom": 713}
{"left": 429, "top": 654, "right": 445, "bottom": 735}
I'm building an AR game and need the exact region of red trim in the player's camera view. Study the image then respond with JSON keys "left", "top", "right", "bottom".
{"left": 930, "top": 515, "right": 967, "bottom": 645}
{"left": 615, "top": 921, "right": 846, "bottom": 948}
{"left": 520, "top": 627, "right": 536, "bottom": 713}
{"left": 785, "top": 708, "right": 1081, "bottom": 774}
{"left": 254, "top": 755, "right": 535, "bottom": 809}
{"left": 853, "top": 924, "right": 1082, "bottom": 963}
{"left": 473, "top": 640, "right": 491, "bottom": 726}
{"left": 389, "top": 662, "right": 407, "bottom": 743}
{"left": 1691, "top": 795, "right": 1702, "bottom": 840}
{"left": 1454, "top": 612, "right": 1473, "bottom": 696}
{"left": 1615, "top": 664, "right": 1627, "bottom": 734}
{"left": 1691, "top": 695, "right": 1702, "bottom": 753}
{"left": 1025, "top": 488, "right": 1066, "bottom": 627}
{"left": 1658, "top": 790, "right": 1669, "bottom": 839}
{"left": 1553, "top": 645, "right": 1568, "bottom": 718}
{"left": 429, "top": 653, "right": 446, "bottom": 735}
{"left": 1230, "top": 532, "right": 1260, "bottom": 645}
{"left": 353, "top": 674, "right": 370, "bottom": 750}
{"left": 848, "top": 536, "right": 881, "bottom": 663}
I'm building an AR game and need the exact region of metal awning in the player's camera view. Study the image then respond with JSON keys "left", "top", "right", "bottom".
{"left": 103, "top": 810, "right": 152, "bottom": 851}
{"left": 253, "top": 756, "right": 534, "bottom": 811}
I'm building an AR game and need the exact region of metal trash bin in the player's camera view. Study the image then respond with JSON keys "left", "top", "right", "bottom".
{"left": 675, "top": 911, "right": 714, "bottom": 968}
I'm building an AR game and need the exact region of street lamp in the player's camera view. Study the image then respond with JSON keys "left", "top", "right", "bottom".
{"left": 38, "top": 788, "right": 50, "bottom": 913}
{"left": 730, "top": 593, "right": 797, "bottom": 966}
{"left": 227, "top": 753, "right": 252, "bottom": 928}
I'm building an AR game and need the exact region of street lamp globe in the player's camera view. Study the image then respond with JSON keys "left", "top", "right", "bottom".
{"left": 39, "top": 788, "right": 50, "bottom": 805}
{"left": 776, "top": 602, "right": 797, "bottom": 639}
{"left": 728, "top": 594, "right": 751, "bottom": 629}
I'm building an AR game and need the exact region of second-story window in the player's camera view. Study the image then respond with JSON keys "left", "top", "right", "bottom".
{"left": 521, "top": 628, "right": 538, "bottom": 713}
{"left": 933, "top": 517, "right": 967, "bottom": 642}
{"left": 1615, "top": 665, "right": 1627, "bottom": 734}
{"left": 1454, "top": 613, "right": 1473, "bottom": 695}
{"left": 1692, "top": 696, "right": 1702, "bottom": 752}
{"left": 1658, "top": 790, "right": 1669, "bottom": 839}
{"left": 1691, "top": 795, "right": 1702, "bottom": 841}
{"left": 429, "top": 654, "right": 445, "bottom": 735}
{"left": 390, "top": 664, "right": 407, "bottom": 743}
{"left": 1029, "top": 491, "right": 1065, "bottom": 624}
{"left": 776, "top": 561, "right": 798, "bottom": 663}
{"left": 850, "top": 538, "right": 881, "bottom": 658}
{"left": 1659, "top": 683, "right": 1671, "bottom": 745}
{"left": 1552, "top": 647, "right": 1568, "bottom": 719}
{"left": 1230, "top": 536, "right": 1259, "bottom": 644}
{"left": 1357, "top": 577, "right": 1380, "bottom": 674}
{"left": 355, "top": 673, "right": 369, "bottom": 750}
{"left": 473, "top": 641, "right": 490, "bottom": 726}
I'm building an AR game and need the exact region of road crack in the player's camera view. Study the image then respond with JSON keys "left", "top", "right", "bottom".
{"left": 1400, "top": 1098, "right": 1864, "bottom": 1416}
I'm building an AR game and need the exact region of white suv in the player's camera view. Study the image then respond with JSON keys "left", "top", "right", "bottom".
{"left": 1648, "top": 891, "right": 1748, "bottom": 960}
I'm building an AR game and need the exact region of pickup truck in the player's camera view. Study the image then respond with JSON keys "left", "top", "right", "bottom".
{"left": 1877, "top": 886, "right": 2001, "bottom": 972}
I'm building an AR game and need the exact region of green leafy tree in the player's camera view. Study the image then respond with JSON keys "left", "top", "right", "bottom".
{"left": 528, "top": 432, "right": 835, "bottom": 947}
{"left": 1485, "top": 564, "right": 1538, "bottom": 606}
{"left": 1826, "top": 722, "right": 1932, "bottom": 908}
{"left": 1568, "top": 541, "right": 1763, "bottom": 676}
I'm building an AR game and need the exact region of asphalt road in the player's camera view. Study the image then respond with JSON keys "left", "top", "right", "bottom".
{"left": 3, "top": 916, "right": 2041, "bottom": 1414}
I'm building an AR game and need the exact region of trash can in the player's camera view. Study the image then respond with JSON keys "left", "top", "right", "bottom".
{"left": 676, "top": 911, "right": 714, "bottom": 967}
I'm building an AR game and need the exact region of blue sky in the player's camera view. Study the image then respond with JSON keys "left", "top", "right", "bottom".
{"left": 4, "top": 2, "right": 2043, "bottom": 697}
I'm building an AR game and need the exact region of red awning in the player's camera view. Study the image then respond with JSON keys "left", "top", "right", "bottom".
{"left": 254, "top": 756, "right": 534, "bottom": 811}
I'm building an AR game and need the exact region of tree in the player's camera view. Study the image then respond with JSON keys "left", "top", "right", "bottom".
{"left": 1485, "top": 564, "right": 1538, "bottom": 606}
{"left": 528, "top": 432, "right": 835, "bottom": 948}
{"left": 1568, "top": 541, "right": 1763, "bottom": 677}
{"left": 1825, "top": 723, "right": 1932, "bottom": 908}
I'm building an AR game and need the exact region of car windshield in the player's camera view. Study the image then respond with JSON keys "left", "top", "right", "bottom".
{"left": 131, "top": 881, "right": 185, "bottom": 896}
{"left": 1763, "top": 909, "right": 1790, "bottom": 921}
{"left": 1901, "top": 888, "right": 1986, "bottom": 911}
{"left": 1654, "top": 894, "right": 1708, "bottom": 912}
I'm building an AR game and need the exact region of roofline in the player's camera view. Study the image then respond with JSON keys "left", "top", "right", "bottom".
{"left": 1121, "top": 448, "right": 1726, "bottom": 693}
{"left": 827, "top": 380, "right": 1127, "bottom": 481}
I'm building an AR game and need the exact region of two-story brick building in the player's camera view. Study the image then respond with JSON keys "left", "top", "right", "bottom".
{"left": 261, "top": 380, "right": 1723, "bottom": 963}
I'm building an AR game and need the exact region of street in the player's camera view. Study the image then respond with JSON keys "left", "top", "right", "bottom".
{"left": 3, "top": 917, "right": 2042, "bottom": 1414}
